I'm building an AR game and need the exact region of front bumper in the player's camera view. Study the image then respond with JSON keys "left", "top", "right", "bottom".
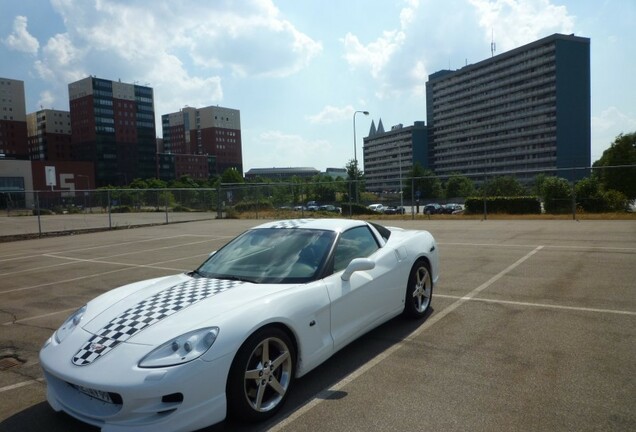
{"left": 40, "top": 339, "right": 233, "bottom": 432}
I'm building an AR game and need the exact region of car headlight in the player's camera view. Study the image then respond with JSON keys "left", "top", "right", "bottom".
{"left": 54, "top": 305, "right": 87, "bottom": 344}
{"left": 139, "top": 327, "right": 219, "bottom": 368}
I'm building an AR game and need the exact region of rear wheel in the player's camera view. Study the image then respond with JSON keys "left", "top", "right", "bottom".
{"left": 403, "top": 259, "right": 432, "bottom": 318}
{"left": 226, "top": 327, "right": 295, "bottom": 422}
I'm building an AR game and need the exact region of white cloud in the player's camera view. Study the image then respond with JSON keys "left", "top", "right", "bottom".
{"left": 591, "top": 106, "right": 636, "bottom": 161}
{"left": 37, "top": 90, "right": 56, "bottom": 109}
{"left": 247, "top": 131, "right": 333, "bottom": 168}
{"left": 3, "top": 16, "right": 40, "bottom": 55}
{"left": 34, "top": 33, "right": 86, "bottom": 83}
{"left": 592, "top": 106, "right": 636, "bottom": 132}
{"left": 468, "top": 0, "right": 575, "bottom": 51}
{"left": 306, "top": 105, "right": 355, "bottom": 125}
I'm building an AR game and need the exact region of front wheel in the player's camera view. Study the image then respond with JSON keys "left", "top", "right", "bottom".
{"left": 403, "top": 259, "right": 433, "bottom": 318}
{"left": 226, "top": 327, "right": 295, "bottom": 422}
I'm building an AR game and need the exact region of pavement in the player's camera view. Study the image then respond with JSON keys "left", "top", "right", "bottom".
{"left": 0, "top": 218, "right": 634, "bottom": 432}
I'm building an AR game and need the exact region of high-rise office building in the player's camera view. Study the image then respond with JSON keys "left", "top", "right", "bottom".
{"left": 68, "top": 77, "right": 157, "bottom": 186}
{"left": 0, "top": 78, "right": 28, "bottom": 159}
{"left": 363, "top": 120, "right": 429, "bottom": 194}
{"left": 426, "top": 33, "right": 590, "bottom": 182}
{"left": 27, "top": 109, "right": 72, "bottom": 161}
{"left": 161, "top": 105, "right": 243, "bottom": 178}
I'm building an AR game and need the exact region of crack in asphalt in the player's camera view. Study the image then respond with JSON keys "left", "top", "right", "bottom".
{"left": 0, "top": 309, "right": 18, "bottom": 324}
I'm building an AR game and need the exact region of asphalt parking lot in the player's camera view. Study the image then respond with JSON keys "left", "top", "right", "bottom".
{"left": 0, "top": 218, "right": 634, "bottom": 432}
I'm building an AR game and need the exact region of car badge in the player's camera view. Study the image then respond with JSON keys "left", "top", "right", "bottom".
{"left": 90, "top": 343, "right": 106, "bottom": 352}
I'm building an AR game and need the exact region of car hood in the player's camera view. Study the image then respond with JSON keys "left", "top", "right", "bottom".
{"left": 73, "top": 274, "right": 293, "bottom": 366}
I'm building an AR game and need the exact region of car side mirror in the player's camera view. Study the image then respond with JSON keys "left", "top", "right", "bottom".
{"left": 341, "top": 258, "right": 375, "bottom": 281}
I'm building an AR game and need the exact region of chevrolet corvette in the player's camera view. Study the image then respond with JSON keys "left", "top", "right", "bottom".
{"left": 40, "top": 218, "right": 439, "bottom": 431}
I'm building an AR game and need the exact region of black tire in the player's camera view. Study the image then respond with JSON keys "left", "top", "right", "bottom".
{"left": 226, "top": 327, "right": 295, "bottom": 422}
{"left": 403, "top": 259, "right": 433, "bottom": 318}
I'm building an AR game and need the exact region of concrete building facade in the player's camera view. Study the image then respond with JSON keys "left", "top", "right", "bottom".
{"left": 161, "top": 105, "right": 243, "bottom": 179}
{"left": 426, "top": 33, "right": 590, "bottom": 183}
{"left": 0, "top": 78, "right": 28, "bottom": 159}
{"left": 68, "top": 77, "right": 157, "bottom": 186}
{"left": 27, "top": 109, "right": 72, "bottom": 161}
{"left": 363, "top": 120, "right": 429, "bottom": 194}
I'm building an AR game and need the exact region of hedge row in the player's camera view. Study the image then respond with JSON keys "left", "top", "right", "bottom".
{"left": 465, "top": 196, "right": 541, "bottom": 214}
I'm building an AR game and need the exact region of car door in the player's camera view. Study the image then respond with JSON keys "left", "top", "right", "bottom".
{"left": 324, "top": 226, "right": 400, "bottom": 350}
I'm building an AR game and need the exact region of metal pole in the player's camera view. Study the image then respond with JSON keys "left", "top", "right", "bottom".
{"left": 107, "top": 190, "right": 112, "bottom": 229}
{"left": 352, "top": 110, "right": 369, "bottom": 204}
{"left": 36, "top": 191, "right": 42, "bottom": 238}
{"left": 165, "top": 189, "right": 169, "bottom": 224}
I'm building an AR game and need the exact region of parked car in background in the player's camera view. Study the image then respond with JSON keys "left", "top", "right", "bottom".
{"left": 319, "top": 205, "right": 341, "bottom": 213}
{"left": 307, "top": 201, "right": 320, "bottom": 211}
{"left": 368, "top": 204, "right": 385, "bottom": 213}
{"left": 383, "top": 206, "right": 406, "bottom": 215}
{"left": 442, "top": 203, "right": 463, "bottom": 214}
{"left": 423, "top": 203, "right": 443, "bottom": 214}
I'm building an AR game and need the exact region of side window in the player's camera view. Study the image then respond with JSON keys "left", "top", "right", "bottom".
{"left": 333, "top": 226, "right": 380, "bottom": 273}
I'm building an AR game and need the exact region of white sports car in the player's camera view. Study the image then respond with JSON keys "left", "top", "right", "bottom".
{"left": 40, "top": 219, "right": 439, "bottom": 432}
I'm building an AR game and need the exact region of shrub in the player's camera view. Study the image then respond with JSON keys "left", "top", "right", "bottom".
{"left": 464, "top": 196, "right": 541, "bottom": 214}
{"left": 33, "top": 208, "right": 54, "bottom": 216}
{"left": 340, "top": 203, "right": 376, "bottom": 215}
{"left": 233, "top": 201, "right": 274, "bottom": 212}
{"left": 111, "top": 205, "right": 133, "bottom": 213}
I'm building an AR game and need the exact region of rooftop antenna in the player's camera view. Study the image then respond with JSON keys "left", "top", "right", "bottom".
{"left": 491, "top": 29, "right": 496, "bottom": 57}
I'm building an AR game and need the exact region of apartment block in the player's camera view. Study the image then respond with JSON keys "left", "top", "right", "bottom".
{"left": 0, "top": 78, "right": 28, "bottom": 159}
{"left": 161, "top": 105, "right": 243, "bottom": 179}
{"left": 68, "top": 77, "right": 157, "bottom": 186}
{"left": 426, "top": 33, "right": 590, "bottom": 182}
{"left": 363, "top": 120, "right": 429, "bottom": 194}
{"left": 27, "top": 109, "right": 72, "bottom": 161}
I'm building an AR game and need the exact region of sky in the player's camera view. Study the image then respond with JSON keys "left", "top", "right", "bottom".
{"left": 1, "top": 0, "right": 634, "bottom": 172}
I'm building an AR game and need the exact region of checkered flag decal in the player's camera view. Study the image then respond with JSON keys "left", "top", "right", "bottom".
{"left": 72, "top": 278, "right": 243, "bottom": 366}
{"left": 271, "top": 219, "right": 312, "bottom": 229}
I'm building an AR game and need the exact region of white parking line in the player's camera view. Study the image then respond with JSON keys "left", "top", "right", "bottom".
{"left": 435, "top": 294, "right": 636, "bottom": 316}
{"left": 0, "top": 379, "right": 44, "bottom": 394}
{"left": 2, "top": 307, "right": 79, "bottom": 326}
{"left": 0, "top": 253, "right": 205, "bottom": 296}
{"left": 0, "top": 235, "right": 190, "bottom": 263}
{"left": 268, "top": 246, "right": 544, "bottom": 431}
{"left": 0, "top": 238, "right": 222, "bottom": 277}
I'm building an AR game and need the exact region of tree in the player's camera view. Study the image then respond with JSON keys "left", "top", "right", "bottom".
{"left": 444, "top": 174, "right": 475, "bottom": 199}
{"left": 482, "top": 175, "right": 525, "bottom": 197}
{"left": 593, "top": 132, "right": 636, "bottom": 199}
{"left": 403, "top": 163, "right": 442, "bottom": 200}
{"left": 345, "top": 159, "right": 364, "bottom": 202}
{"left": 220, "top": 168, "right": 244, "bottom": 184}
{"left": 541, "top": 176, "right": 572, "bottom": 213}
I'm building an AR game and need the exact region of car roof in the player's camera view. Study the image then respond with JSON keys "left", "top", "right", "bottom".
{"left": 252, "top": 218, "right": 369, "bottom": 233}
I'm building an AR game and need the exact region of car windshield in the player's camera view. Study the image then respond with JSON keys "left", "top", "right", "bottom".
{"left": 197, "top": 228, "right": 336, "bottom": 284}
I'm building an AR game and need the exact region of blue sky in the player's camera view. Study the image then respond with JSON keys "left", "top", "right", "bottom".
{"left": 1, "top": 0, "right": 634, "bottom": 171}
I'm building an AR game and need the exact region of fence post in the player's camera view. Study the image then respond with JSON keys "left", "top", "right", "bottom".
{"left": 217, "top": 187, "right": 222, "bottom": 219}
{"left": 107, "top": 190, "right": 112, "bottom": 229}
{"left": 36, "top": 191, "right": 42, "bottom": 238}
{"left": 411, "top": 178, "right": 415, "bottom": 220}
{"left": 571, "top": 179, "right": 577, "bottom": 221}
{"left": 165, "top": 190, "right": 169, "bottom": 224}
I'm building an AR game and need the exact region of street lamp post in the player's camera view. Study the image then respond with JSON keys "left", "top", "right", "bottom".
{"left": 352, "top": 110, "right": 369, "bottom": 205}
{"left": 396, "top": 144, "right": 403, "bottom": 211}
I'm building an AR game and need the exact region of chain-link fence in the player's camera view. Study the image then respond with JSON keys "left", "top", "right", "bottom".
{"left": 0, "top": 188, "right": 220, "bottom": 238}
{"left": 217, "top": 165, "right": 636, "bottom": 220}
{"left": 1, "top": 165, "right": 634, "bottom": 239}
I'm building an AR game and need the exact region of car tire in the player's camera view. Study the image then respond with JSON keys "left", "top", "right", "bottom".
{"left": 226, "top": 327, "right": 295, "bottom": 422}
{"left": 403, "top": 259, "right": 433, "bottom": 318}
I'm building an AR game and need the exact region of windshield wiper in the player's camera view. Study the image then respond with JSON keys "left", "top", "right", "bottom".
{"left": 213, "top": 275, "right": 257, "bottom": 283}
